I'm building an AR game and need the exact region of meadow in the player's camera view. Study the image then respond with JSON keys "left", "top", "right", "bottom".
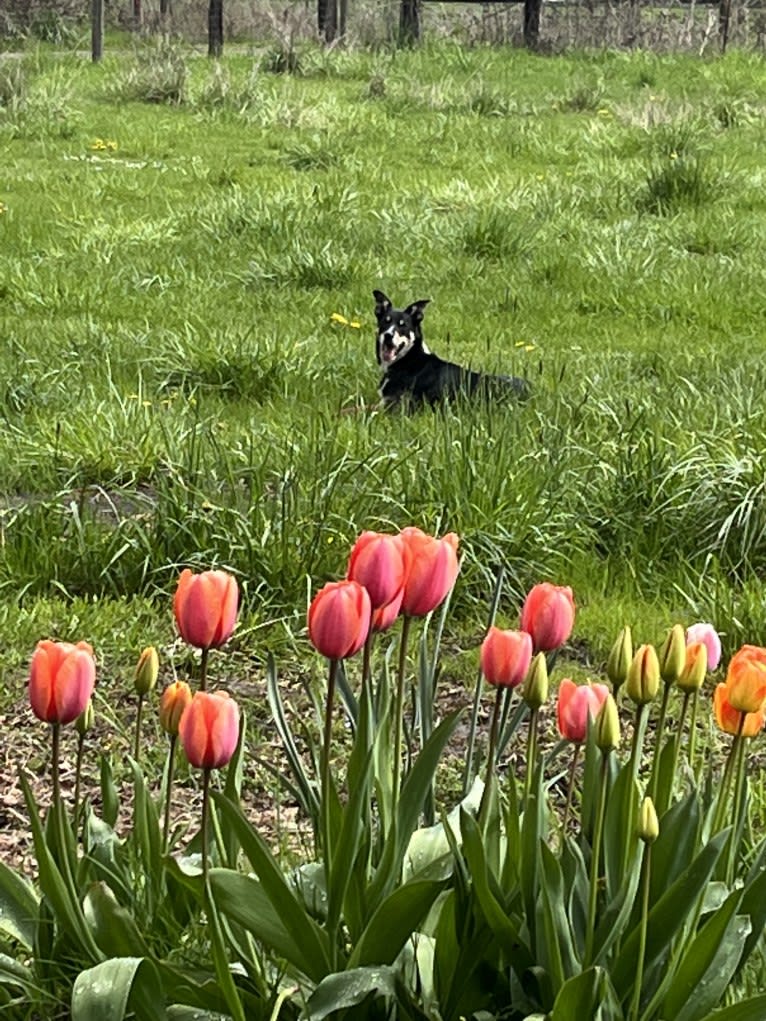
{"left": 3, "top": 34, "right": 766, "bottom": 1021}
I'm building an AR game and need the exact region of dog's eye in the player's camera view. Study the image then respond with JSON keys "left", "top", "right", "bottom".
{"left": 384, "top": 315, "right": 392, "bottom": 324}
{"left": 398, "top": 320, "right": 405, "bottom": 327}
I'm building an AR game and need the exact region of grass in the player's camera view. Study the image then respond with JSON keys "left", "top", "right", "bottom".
{"left": 2, "top": 42, "right": 766, "bottom": 717}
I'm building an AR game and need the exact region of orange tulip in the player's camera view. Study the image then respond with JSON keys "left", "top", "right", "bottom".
{"left": 399, "top": 527, "right": 459, "bottom": 618}
{"left": 723, "top": 645, "right": 766, "bottom": 714}
{"left": 520, "top": 583, "right": 575, "bottom": 652}
{"left": 347, "top": 531, "right": 409, "bottom": 610}
{"left": 308, "top": 580, "right": 371, "bottom": 659}
{"left": 480, "top": 627, "right": 533, "bottom": 689}
{"left": 29, "top": 640, "right": 96, "bottom": 725}
{"left": 557, "top": 678, "right": 610, "bottom": 743}
{"left": 714, "top": 682, "right": 764, "bottom": 738}
{"left": 677, "top": 642, "right": 707, "bottom": 694}
{"left": 173, "top": 569, "right": 239, "bottom": 651}
{"left": 179, "top": 690, "right": 240, "bottom": 769}
{"left": 159, "top": 680, "right": 193, "bottom": 736}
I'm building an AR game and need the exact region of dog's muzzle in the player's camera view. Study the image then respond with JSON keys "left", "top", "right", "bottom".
{"left": 379, "top": 328, "right": 412, "bottom": 365}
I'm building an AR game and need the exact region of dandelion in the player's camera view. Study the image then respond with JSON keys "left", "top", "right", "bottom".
{"left": 330, "top": 312, "right": 349, "bottom": 325}
{"left": 0, "top": 202, "right": 7, "bottom": 215}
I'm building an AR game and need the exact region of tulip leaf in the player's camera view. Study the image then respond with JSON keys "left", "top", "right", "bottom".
{"left": 222, "top": 707, "right": 247, "bottom": 867}
{"left": 305, "top": 965, "right": 397, "bottom": 1020}
{"left": 735, "top": 856, "right": 766, "bottom": 977}
{"left": 611, "top": 828, "right": 728, "bottom": 1001}
{"left": 602, "top": 763, "right": 640, "bottom": 903}
{"left": 539, "top": 840, "right": 579, "bottom": 991}
{"left": 327, "top": 746, "right": 374, "bottom": 938}
{"left": 83, "top": 882, "right": 150, "bottom": 958}
{"left": 550, "top": 967, "right": 621, "bottom": 1021}
{"left": 211, "top": 793, "right": 331, "bottom": 982}
{"left": 99, "top": 755, "right": 120, "bottom": 829}
{"left": 661, "top": 887, "right": 749, "bottom": 1021}
{"left": 520, "top": 761, "right": 547, "bottom": 952}
{"left": 649, "top": 792, "right": 701, "bottom": 907}
{"left": 265, "top": 653, "right": 319, "bottom": 824}
{"left": 0, "top": 859, "right": 39, "bottom": 950}
{"left": 348, "top": 878, "right": 445, "bottom": 969}
{"left": 130, "top": 760, "right": 163, "bottom": 914}
{"left": 0, "top": 952, "right": 37, "bottom": 998}
{"left": 700, "top": 994, "right": 766, "bottom": 1020}
{"left": 71, "top": 957, "right": 165, "bottom": 1021}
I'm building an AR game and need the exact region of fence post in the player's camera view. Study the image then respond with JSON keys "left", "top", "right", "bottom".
{"left": 91, "top": 0, "right": 103, "bottom": 61}
{"left": 719, "top": 0, "right": 732, "bottom": 50}
{"left": 399, "top": 0, "right": 421, "bottom": 43}
{"left": 208, "top": 0, "right": 223, "bottom": 56}
{"left": 523, "top": 0, "right": 543, "bottom": 47}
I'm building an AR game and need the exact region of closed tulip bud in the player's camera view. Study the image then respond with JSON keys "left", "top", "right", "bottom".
{"left": 677, "top": 642, "right": 707, "bottom": 693}
{"left": 347, "top": 531, "right": 408, "bottom": 611}
{"left": 160, "top": 680, "right": 193, "bottom": 736}
{"left": 723, "top": 645, "right": 766, "bottom": 715}
{"left": 179, "top": 690, "right": 240, "bottom": 769}
{"left": 625, "top": 644, "right": 661, "bottom": 706}
{"left": 714, "top": 682, "right": 765, "bottom": 738}
{"left": 308, "top": 580, "right": 371, "bottom": 659}
{"left": 637, "top": 796, "right": 659, "bottom": 844}
{"left": 399, "top": 527, "right": 459, "bottom": 618}
{"left": 520, "top": 582, "right": 576, "bottom": 653}
{"left": 606, "top": 625, "right": 633, "bottom": 692}
{"left": 557, "top": 678, "right": 610, "bottom": 743}
{"left": 594, "top": 693, "right": 620, "bottom": 751}
{"left": 658, "top": 625, "right": 686, "bottom": 685}
{"left": 75, "top": 699, "right": 94, "bottom": 737}
{"left": 29, "top": 640, "right": 97, "bottom": 726}
{"left": 174, "top": 568, "right": 239, "bottom": 651}
{"left": 480, "top": 627, "right": 533, "bottom": 690}
{"left": 522, "top": 652, "right": 549, "bottom": 709}
{"left": 686, "top": 622, "right": 722, "bottom": 672}
{"left": 134, "top": 646, "right": 159, "bottom": 697}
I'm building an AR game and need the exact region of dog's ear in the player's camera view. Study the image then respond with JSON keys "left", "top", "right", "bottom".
{"left": 373, "top": 290, "right": 392, "bottom": 315}
{"left": 405, "top": 299, "right": 430, "bottom": 323}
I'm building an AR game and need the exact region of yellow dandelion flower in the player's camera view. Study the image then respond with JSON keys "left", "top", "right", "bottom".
{"left": 670, "top": 151, "right": 678, "bottom": 160}
{"left": 514, "top": 341, "right": 526, "bottom": 348}
{"left": 524, "top": 344, "right": 535, "bottom": 352}
{"left": 349, "top": 320, "right": 362, "bottom": 329}
{"left": 127, "top": 393, "right": 140, "bottom": 400}
{"left": 330, "top": 312, "right": 349, "bottom": 325}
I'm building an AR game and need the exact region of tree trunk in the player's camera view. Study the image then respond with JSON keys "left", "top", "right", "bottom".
{"left": 132, "top": 0, "right": 142, "bottom": 29}
{"left": 399, "top": 0, "right": 420, "bottom": 44}
{"left": 719, "top": 0, "right": 732, "bottom": 50}
{"left": 339, "top": 0, "right": 348, "bottom": 38}
{"left": 523, "top": 0, "right": 543, "bottom": 48}
{"left": 91, "top": 0, "right": 104, "bottom": 61}
{"left": 208, "top": 0, "right": 223, "bottom": 57}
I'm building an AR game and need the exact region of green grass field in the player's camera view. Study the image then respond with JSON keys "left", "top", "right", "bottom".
{"left": 2, "top": 39, "right": 766, "bottom": 685}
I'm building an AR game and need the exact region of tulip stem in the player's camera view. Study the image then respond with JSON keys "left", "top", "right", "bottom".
{"left": 668, "top": 691, "right": 692, "bottom": 805}
{"left": 713, "top": 713, "right": 745, "bottom": 834}
{"left": 73, "top": 731, "right": 86, "bottom": 835}
{"left": 162, "top": 734, "right": 178, "bottom": 852}
{"left": 629, "top": 842, "right": 652, "bottom": 1021}
{"left": 479, "top": 687, "right": 504, "bottom": 823}
{"left": 727, "top": 727, "right": 749, "bottom": 885}
{"left": 134, "top": 694, "right": 144, "bottom": 764}
{"left": 51, "top": 722, "right": 62, "bottom": 814}
{"left": 361, "top": 631, "right": 374, "bottom": 704}
{"left": 562, "top": 742, "right": 581, "bottom": 836}
{"left": 321, "top": 658, "right": 339, "bottom": 862}
{"left": 649, "top": 682, "right": 672, "bottom": 803}
{"left": 392, "top": 615, "right": 412, "bottom": 806}
{"left": 688, "top": 690, "right": 699, "bottom": 772}
{"left": 201, "top": 767, "right": 211, "bottom": 882}
{"left": 524, "top": 706, "right": 539, "bottom": 804}
{"left": 199, "top": 646, "right": 210, "bottom": 692}
{"left": 585, "top": 751, "right": 610, "bottom": 966}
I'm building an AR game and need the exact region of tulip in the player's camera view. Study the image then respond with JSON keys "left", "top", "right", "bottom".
{"left": 370, "top": 589, "right": 403, "bottom": 633}
{"left": 29, "top": 640, "right": 96, "bottom": 726}
{"left": 347, "top": 531, "right": 408, "bottom": 610}
{"left": 625, "top": 644, "right": 660, "bottom": 706}
{"left": 657, "top": 624, "right": 686, "bottom": 685}
{"left": 174, "top": 568, "right": 239, "bottom": 653}
{"left": 522, "top": 651, "right": 549, "bottom": 710}
{"left": 520, "top": 582, "right": 575, "bottom": 653}
{"left": 713, "top": 682, "right": 765, "bottom": 738}
{"left": 134, "top": 646, "right": 159, "bottom": 697}
{"left": 686, "top": 622, "right": 722, "bottom": 672}
{"left": 723, "top": 645, "right": 766, "bottom": 715}
{"left": 160, "top": 680, "right": 193, "bottom": 737}
{"left": 677, "top": 642, "right": 707, "bottom": 694}
{"left": 637, "top": 796, "right": 659, "bottom": 844}
{"left": 594, "top": 694, "right": 621, "bottom": 752}
{"left": 557, "top": 678, "right": 610, "bottom": 744}
{"left": 179, "top": 690, "right": 240, "bottom": 770}
{"left": 398, "top": 527, "right": 459, "bottom": 618}
{"left": 480, "top": 627, "right": 533, "bottom": 690}
{"left": 308, "top": 580, "right": 371, "bottom": 660}
{"left": 606, "top": 625, "right": 633, "bottom": 693}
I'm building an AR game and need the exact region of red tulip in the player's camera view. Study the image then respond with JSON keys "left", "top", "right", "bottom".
{"left": 399, "top": 527, "right": 459, "bottom": 617}
{"left": 480, "top": 627, "right": 533, "bottom": 689}
{"left": 371, "top": 588, "right": 404, "bottom": 633}
{"left": 308, "top": 580, "right": 371, "bottom": 659}
{"left": 557, "top": 678, "right": 610, "bottom": 743}
{"left": 179, "top": 690, "right": 240, "bottom": 769}
{"left": 520, "top": 582, "right": 575, "bottom": 652}
{"left": 174, "top": 569, "right": 239, "bottom": 651}
{"left": 714, "top": 682, "right": 764, "bottom": 738}
{"left": 347, "top": 531, "right": 409, "bottom": 610}
{"left": 29, "top": 640, "right": 96, "bottom": 725}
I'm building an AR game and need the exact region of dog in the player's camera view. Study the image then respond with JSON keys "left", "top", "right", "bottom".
{"left": 373, "top": 290, "right": 530, "bottom": 410}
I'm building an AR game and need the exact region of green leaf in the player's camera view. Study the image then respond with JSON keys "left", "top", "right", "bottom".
{"left": 602, "top": 763, "right": 640, "bottom": 902}
{"left": 735, "top": 858, "right": 766, "bottom": 977}
{"left": 700, "top": 995, "right": 766, "bottom": 1021}
{"left": 539, "top": 841, "right": 579, "bottom": 992}
{"left": 211, "top": 794, "right": 331, "bottom": 982}
{"left": 550, "top": 967, "right": 621, "bottom": 1021}
{"left": 266, "top": 653, "right": 319, "bottom": 824}
{"left": 222, "top": 707, "right": 247, "bottom": 867}
{"left": 100, "top": 755, "right": 120, "bottom": 829}
{"left": 0, "top": 859, "right": 39, "bottom": 950}
{"left": 306, "top": 966, "right": 396, "bottom": 1020}
{"left": 661, "top": 887, "right": 750, "bottom": 1021}
{"left": 650, "top": 792, "right": 701, "bottom": 905}
{"left": 130, "top": 760, "right": 162, "bottom": 913}
{"left": 71, "top": 958, "right": 166, "bottom": 1021}
{"left": 348, "top": 879, "right": 445, "bottom": 968}
{"left": 83, "top": 882, "right": 150, "bottom": 958}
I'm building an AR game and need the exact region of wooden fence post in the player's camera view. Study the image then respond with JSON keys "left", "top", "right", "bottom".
{"left": 208, "top": 0, "right": 223, "bottom": 56}
{"left": 524, "top": 0, "right": 543, "bottom": 47}
{"left": 91, "top": 0, "right": 103, "bottom": 62}
{"left": 399, "top": 0, "right": 421, "bottom": 43}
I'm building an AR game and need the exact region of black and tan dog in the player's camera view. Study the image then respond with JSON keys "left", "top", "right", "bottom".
{"left": 373, "top": 290, "right": 529, "bottom": 410}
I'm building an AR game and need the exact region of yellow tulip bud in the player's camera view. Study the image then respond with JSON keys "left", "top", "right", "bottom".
{"left": 606, "top": 625, "right": 633, "bottom": 692}
{"left": 658, "top": 625, "right": 686, "bottom": 685}
{"left": 638, "top": 796, "right": 659, "bottom": 844}
{"left": 159, "top": 680, "right": 193, "bottom": 737}
{"left": 677, "top": 642, "right": 708, "bottom": 693}
{"left": 522, "top": 651, "right": 549, "bottom": 710}
{"left": 75, "top": 698, "right": 94, "bottom": 737}
{"left": 594, "top": 693, "right": 620, "bottom": 751}
{"left": 134, "top": 646, "right": 159, "bottom": 697}
{"left": 625, "top": 644, "right": 661, "bottom": 706}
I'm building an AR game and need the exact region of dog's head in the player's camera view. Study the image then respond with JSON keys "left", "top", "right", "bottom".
{"left": 373, "top": 290, "right": 430, "bottom": 367}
